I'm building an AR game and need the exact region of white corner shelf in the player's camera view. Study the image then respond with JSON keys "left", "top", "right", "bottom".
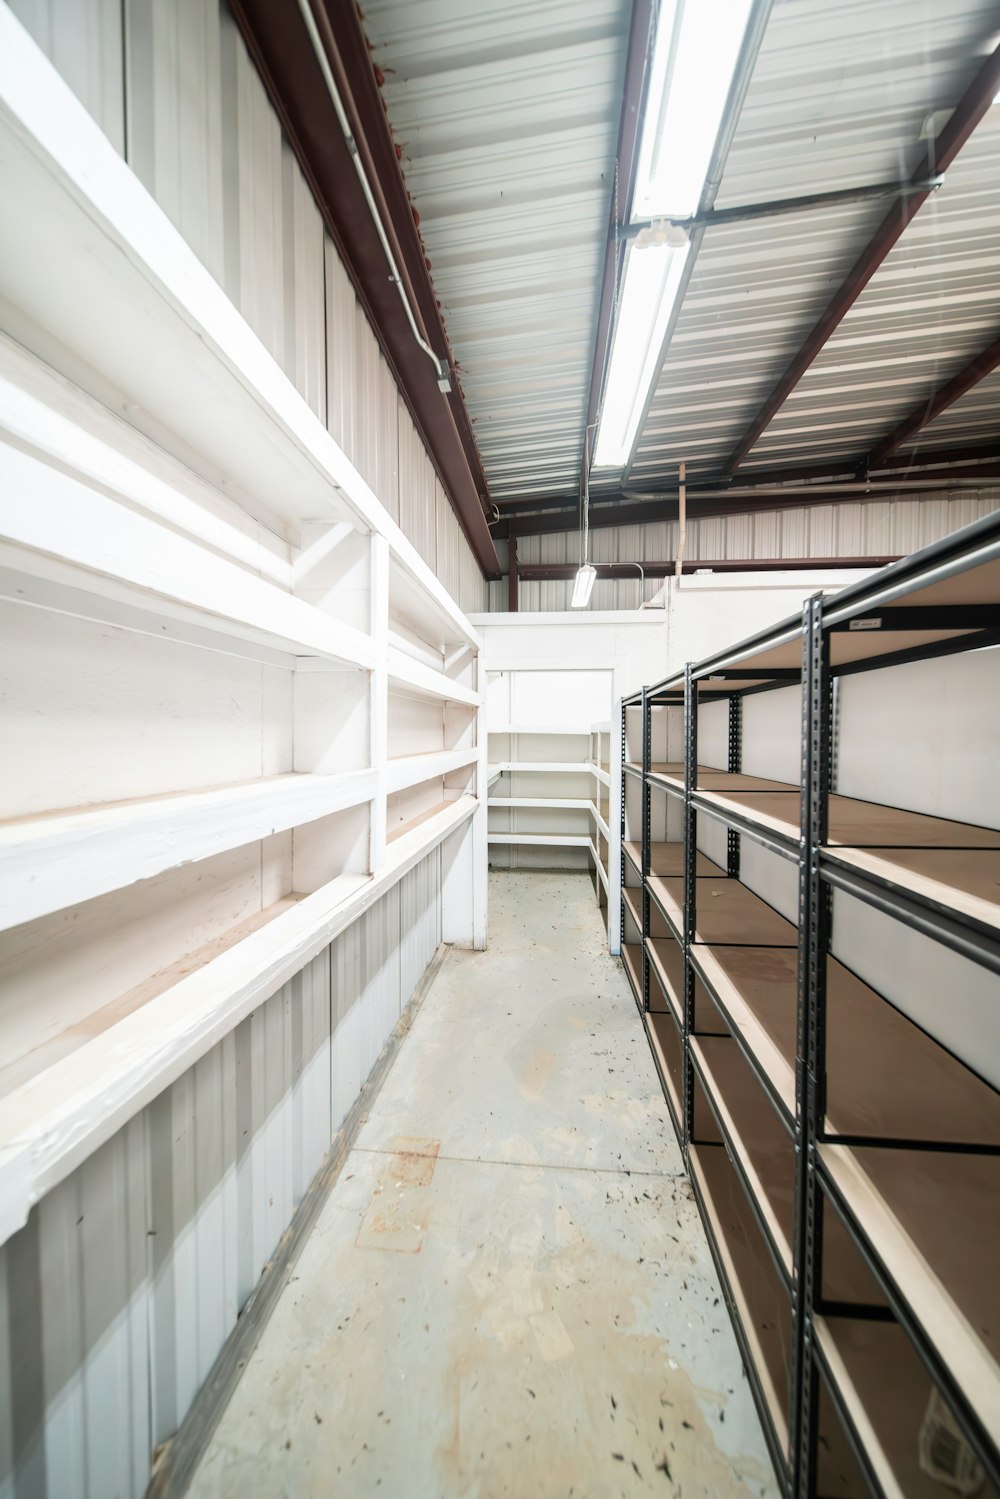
{"left": 0, "top": 770, "right": 379, "bottom": 932}
{"left": 0, "top": 791, "right": 481, "bottom": 1249}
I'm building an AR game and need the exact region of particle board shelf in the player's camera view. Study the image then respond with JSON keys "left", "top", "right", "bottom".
{"left": 815, "top": 1316, "right": 1000, "bottom": 1499}
{"left": 700, "top": 789, "right": 1000, "bottom": 926}
{"left": 622, "top": 942, "right": 644, "bottom": 1008}
{"left": 646, "top": 936, "right": 684, "bottom": 1022}
{"left": 0, "top": 768, "right": 378, "bottom": 933}
{"left": 624, "top": 840, "right": 724, "bottom": 878}
{"left": 693, "top": 946, "right": 1000, "bottom": 1144}
{"left": 622, "top": 885, "right": 643, "bottom": 935}
{"left": 820, "top": 1143, "right": 1000, "bottom": 1443}
{"left": 647, "top": 874, "right": 797, "bottom": 947}
{"left": 646, "top": 1008, "right": 684, "bottom": 1128}
{"left": 691, "top": 1035, "right": 795, "bottom": 1278}
{"left": 690, "top": 1143, "right": 791, "bottom": 1462}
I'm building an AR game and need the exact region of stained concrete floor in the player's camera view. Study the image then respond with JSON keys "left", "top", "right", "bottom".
{"left": 187, "top": 872, "right": 779, "bottom": 1498}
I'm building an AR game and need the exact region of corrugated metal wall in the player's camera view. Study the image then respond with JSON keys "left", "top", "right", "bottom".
{"left": 493, "top": 493, "right": 1000, "bottom": 610}
{"left": 0, "top": 851, "right": 442, "bottom": 1499}
{"left": 8, "top": 0, "right": 488, "bottom": 615}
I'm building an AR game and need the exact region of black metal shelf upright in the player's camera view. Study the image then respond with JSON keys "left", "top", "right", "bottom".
{"left": 618, "top": 511, "right": 1000, "bottom": 1497}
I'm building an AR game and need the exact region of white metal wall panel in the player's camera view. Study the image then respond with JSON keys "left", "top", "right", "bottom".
{"left": 232, "top": 32, "right": 285, "bottom": 366}
{"left": 495, "top": 494, "right": 999, "bottom": 610}
{"left": 124, "top": 0, "right": 225, "bottom": 286}
{"left": 0, "top": 852, "right": 442, "bottom": 1499}
{"left": 8, "top": 0, "right": 124, "bottom": 152}
{"left": 282, "top": 144, "right": 327, "bottom": 423}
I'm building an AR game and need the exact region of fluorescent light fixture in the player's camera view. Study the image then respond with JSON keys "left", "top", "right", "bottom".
{"left": 593, "top": 0, "right": 753, "bottom": 471}
{"left": 571, "top": 564, "right": 597, "bottom": 608}
{"left": 634, "top": 0, "right": 754, "bottom": 220}
{"left": 593, "top": 239, "right": 690, "bottom": 467}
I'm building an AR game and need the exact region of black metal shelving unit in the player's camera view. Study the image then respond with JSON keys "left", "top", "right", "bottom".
{"left": 618, "top": 512, "right": 1000, "bottom": 1497}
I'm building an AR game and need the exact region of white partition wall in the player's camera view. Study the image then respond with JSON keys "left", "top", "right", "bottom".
{"left": 0, "top": 18, "right": 486, "bottom": 1494}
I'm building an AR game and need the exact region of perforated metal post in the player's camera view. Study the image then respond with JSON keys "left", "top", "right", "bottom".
{"left": 681, "top": 665, "right": 698, "bottom": 1161}
{"left": 792, "top": 595, "right": 832, "bottom": 1496}
{"left": 620, "top": 700, "right": 628, "bottom": 954}
{"left": 727, "top": 694, "right": 742, "bottom": 879}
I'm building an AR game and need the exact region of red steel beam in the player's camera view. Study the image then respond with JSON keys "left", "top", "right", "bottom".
{"left": 228, "top": 0, "right": 500, "bottom": 575}
{"left": 492, "top": 482, "right": 1000, "bottom": 539}
{"left": 864, "top": 332, "right": 1000, "bottom": 469}
{"left": 518, "top": 558, "right": 899, "bottom": 579}
{"left": 722, "top": 41, "right": 1000, "bottom": 476}
{"left": 507, "top": 533, "right": 519, "bottom": 612}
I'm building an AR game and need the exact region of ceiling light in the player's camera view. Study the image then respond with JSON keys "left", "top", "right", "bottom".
{"left": 593, "top": 0, "right": 753, "bottom": 471}
{"left": 571, "top": 564, "right": 597, "bottom": 608}
{"left": 634, "top": 0, "right": 754, "bottom": 220}
{"left": 593, "top": 239, "right": 690, "bottom": 467}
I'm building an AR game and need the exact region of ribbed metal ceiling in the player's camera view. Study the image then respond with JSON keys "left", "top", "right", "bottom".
{"left": 628, "top": 0, "right": 1000, "bottom": 486}
{"left": 362, "top": 0, "right": 632, "bottom": 504}
{"left": 365, "top": 0, "right": 999, "bottom": 507}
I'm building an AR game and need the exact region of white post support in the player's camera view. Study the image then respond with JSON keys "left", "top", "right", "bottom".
{"left": 369, "top": 532, "right": 389, "bottom": 873}
{"left": 608, "top": 695, "right": 624, "bottom": 956}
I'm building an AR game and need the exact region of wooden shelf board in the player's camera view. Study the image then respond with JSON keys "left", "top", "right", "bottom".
{"left": 0, "top": 769, "right": 378, "bottom": 933}
{"left": 816, "top": 1315, "right": 1000, "bottom": 1499}
{"left": 625, "top": 841, "right": 724, "bottom": 878}
{"left": 487, "top": 833, "right": 591, "bottom": 847}
{"left": 696, "top": 789, "right": 999, "bottom": 933}
{"left": 488, "top": 797, "right": 593, "bottom": 810}
{"left": 646, "top": 1009, "right": 684, "bottom": 1126}
{"left": 694, "top": 946, "right": 1000, "bottom": 1146}
{"left": 821, "top": 1143, "right": 1000, "bottom": 1440}
{"left": 386, "top": 647, "right": 479, "bottom": 708}
{"left": 648, "top": 874, "right": 797, "bottom": 947}
{"left": 384, "top": 748, "right": 478, "bottom": 795}
{"left": 646, "top": 936, "right": 684, "bottom": 1023}
{"left": 0, "top": 893, "right": 306, "bottom": 1099}
{"left": 696, "top": 772, "right": 798, "bottom": 793}
{"left": 690, "top": 1143, "right": 791, "bottom": 1456}
{"left": 386, "top": 799, "right": 452, "bottom": 845}
{"left": 622, "top": 886, "right": 643, "bottom": 933}
{"left": 622, "top": 942, "right": 644, "bottom": 1006}
{"left": 692, "top": 1035, "right": 795, "bottom": 1276}
{"left": 830, "top": 845, "right": 1000, "bottom": 932}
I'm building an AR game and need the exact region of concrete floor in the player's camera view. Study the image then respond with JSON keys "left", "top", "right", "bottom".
{"left": 187, "top": 872, "right": 779, "bottom": 1498}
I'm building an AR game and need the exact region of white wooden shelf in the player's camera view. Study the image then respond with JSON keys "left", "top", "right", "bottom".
{"left": 488, "top": 797, "right": 594, "bottom": 810}
{"left": 0, "top": 441, "right": 376, "bottom": 670}
{"left": 0, "top": 9, "right": 478, "bottom": 648}
{"left": 384, "top": 748, "right": 479, "bottom": 796}
{"left": 387, "top": 645, "right": 480, "bottom": 708}
{"left": 489, "top": 725, "right": 594, "bottom": 736}
{"left": 0, "top": 793, "right": 477, "bottom": 1247}
{"left": 490, "top": 762, "right": 602, "bottom": 775}
{"left": 487, "top": 833, "right": 592, "bottom": 848}
{"left": 0, "top": 769, "right": 378, "bottom": 932}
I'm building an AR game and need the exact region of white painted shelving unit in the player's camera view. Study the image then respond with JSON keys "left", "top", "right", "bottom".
{"left": 0, "top": 15, "right": 486, "bottom": 1260}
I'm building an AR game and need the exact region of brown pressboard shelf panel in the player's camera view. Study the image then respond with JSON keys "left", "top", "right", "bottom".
{"left": 622, "top": 885, "right": 643, "bottom": 935}
{"left": 622, "top": 942, "right": 643, "bottom": 1004}
{"left": 646, "top": 936, "right": 684, "bottom": 1021}
{"left": 692, "top": 1035, "right": 794, "bottom": 1275}
{"left": 816, "top": 1316, "right": 1000, "bottom": 1499}
{"left": 700, "top": 623, "right": 987, "bottom": 685}
{"left": 647, "top": 1009, "right": 683, "bottom": 1126}
{"left": 648, "top": 874, "right": 797, "bottom": 947}
{"left": 693, "top": 946, "right": 1000, "bottom": 1145}
{"left": 821, "top": 1143, "right": 1000, "bottom": 1440}
{"left": 690, "top": 1143, "right": 791, "bottom": 1456}
{"left": 624, "top": 841, "right": 723, "bottom": 878}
